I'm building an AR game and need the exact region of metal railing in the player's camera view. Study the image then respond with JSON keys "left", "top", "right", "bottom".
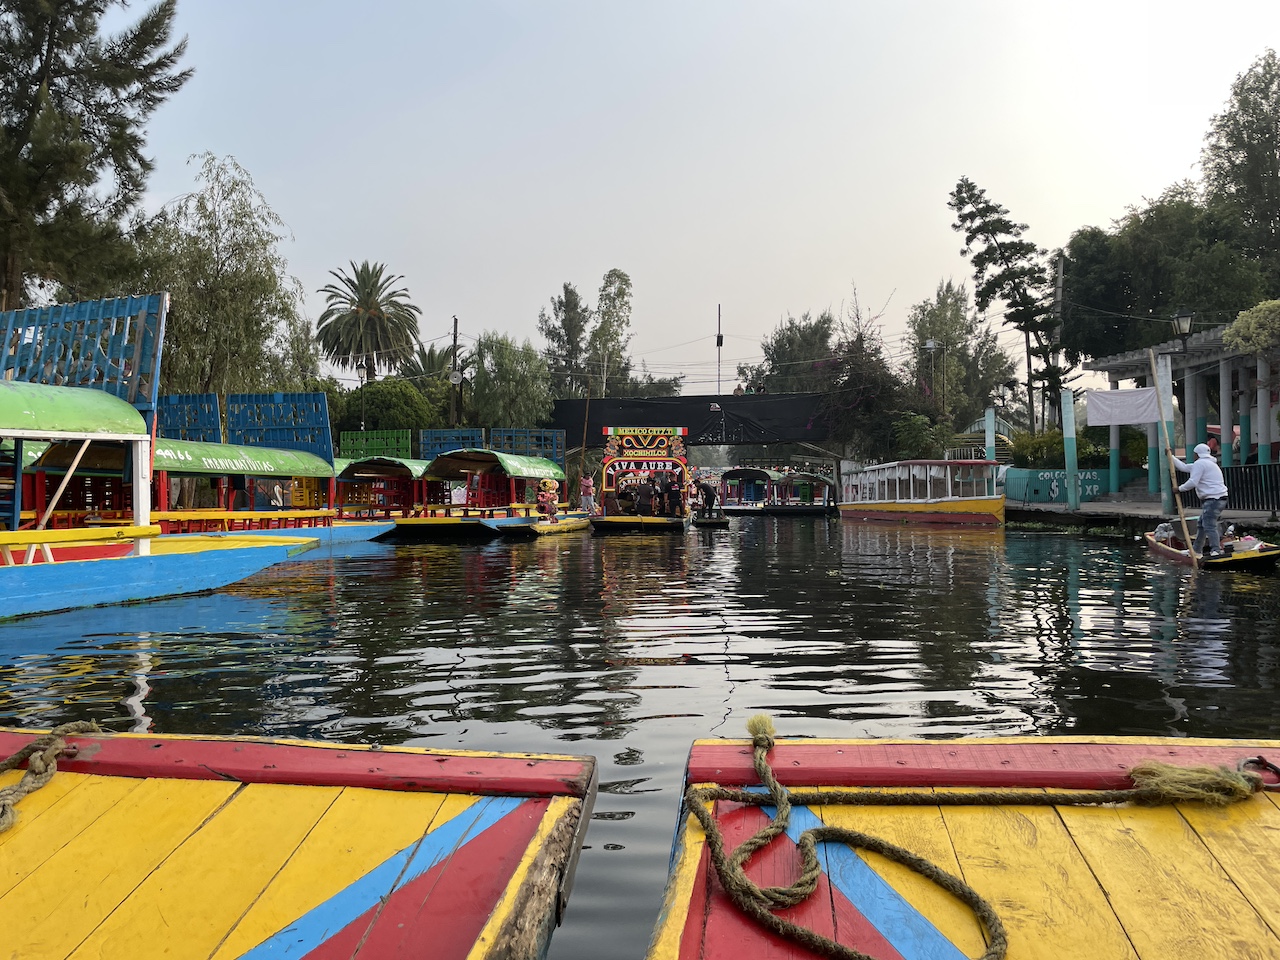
{"left": 1181, "top": 463, "right": 1280, "bottom": 514}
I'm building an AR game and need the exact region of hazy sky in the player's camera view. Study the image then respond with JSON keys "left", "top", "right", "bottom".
{"left": 137, "top": 1, "right": 1279, "bottom": 393}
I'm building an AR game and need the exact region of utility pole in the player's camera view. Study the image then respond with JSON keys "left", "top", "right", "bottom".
{"left": 450, "top": 315, "right": 459, "bottom": 427}
{"left": 716, "top": 305, "right": 723, "bottom": 395}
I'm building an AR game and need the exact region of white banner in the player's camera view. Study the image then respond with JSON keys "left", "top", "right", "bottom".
{"left": 1085, "top": 388, "right": 1159, "bottom": 426}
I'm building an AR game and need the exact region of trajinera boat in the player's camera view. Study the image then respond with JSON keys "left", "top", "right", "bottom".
{"left": 0, "top": 724, "right": 597, "bottom": 960}
{"left": 1144, "top": 521, "right": 1280, "bottom": 570}
{"left": 720, "top": 467, "right": 837, "bottom": 517}
{"left": 838, "top": 458, "right": 1004, "bottom": 526}
{"left": 648, "top": 717, "right": 1280, "bottom": 960}
{"left": 591, "top": 426, "right": 692, "bottom": 533}
{"left": 391, "top": 449, "right": 569, "bottom": 539}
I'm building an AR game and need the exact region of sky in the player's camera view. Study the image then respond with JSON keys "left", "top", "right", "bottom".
{"left": 132, "top": 1, "right": 1280, "bottom": 394}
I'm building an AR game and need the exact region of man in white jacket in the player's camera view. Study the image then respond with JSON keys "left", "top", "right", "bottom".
{"left": 1173, "top": 442, "right": 1229, "bottom": 557}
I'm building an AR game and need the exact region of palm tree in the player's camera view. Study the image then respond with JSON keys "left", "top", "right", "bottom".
{"left": 316, "top": 261, "right": 422, "bottom": 375}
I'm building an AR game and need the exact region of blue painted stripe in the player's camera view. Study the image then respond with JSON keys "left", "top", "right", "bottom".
{"left": 749, "top": 790, "right": 967, "bottom": 960}
{"left": 237, "top": 794, "right": 525, "bottom": 959}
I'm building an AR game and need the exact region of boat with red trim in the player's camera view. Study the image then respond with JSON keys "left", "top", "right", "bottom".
{"left": 591, "top": 426, "right": 692, "bottom": 534}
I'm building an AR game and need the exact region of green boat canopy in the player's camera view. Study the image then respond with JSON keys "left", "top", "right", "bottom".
{"left": 722, "top": 467, "right": 785, "bottom": 482}
{"left": 338, "top": 456, "right": 436, "bottom": 481}
{"left": 425, "top": 449, "right": 565, "bottom": 481}
{"left": 0, "top": 381, "right": 148, "bottom": 440}
{"left": 778, "top": 471, "right": 835, "bottom": 487}
{"left": 152, "top": 438, "right": 334, "bottom": 478}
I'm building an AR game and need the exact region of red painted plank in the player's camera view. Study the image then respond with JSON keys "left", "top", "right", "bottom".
{"left": 300, "top": 800, "right": 546, "bottom": 960}
{"left": 687, "top": 741, "right": 1280, "bottom": 790}
{"left": 686, "top": 802, "right": 907, "bottom": 960}
{"left": 0, "top": 731, "right": 594, "bottom": 798}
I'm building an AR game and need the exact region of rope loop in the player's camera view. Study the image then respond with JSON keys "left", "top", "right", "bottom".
{"left": 0, "top": 721, "right": 99, "bottom": 834}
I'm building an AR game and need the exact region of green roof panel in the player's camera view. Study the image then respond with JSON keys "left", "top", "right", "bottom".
{"left": 425, "top": 448, "right": 565, "bottom": 481}
{"left": 0, "top": 381, "right": 148, "bottom": 439}
{"left": 153, "top": 438, "right": 334, "bottom": 478}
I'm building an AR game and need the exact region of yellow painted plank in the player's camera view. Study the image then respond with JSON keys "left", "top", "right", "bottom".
{"left": 939, "top": 794, "right": 1139, "bottom": 960}
{"left": 0, "top": 777, "right": 239, "bottom": 960}
{"left": 69, "top": 782, "right": 339, "bottom": 960}
{"left": 813, "top": 788, "right": 988, "bottom": 957}
{"left": 1061, "top": 802, "right": 1280, "bottom": 959}
{"left": 644, "top": 804, "right": 709, "bottom": 960}
{"left": 1177, "top": 792, "right": 1280, "bottom": 935}
{"left": 0, "top": 772, "right": 142, "bottom": 900}
{"left": 210, "top": 787, "right": 460, "bottom": 960}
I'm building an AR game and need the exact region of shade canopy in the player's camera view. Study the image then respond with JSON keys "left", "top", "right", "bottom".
{"left": 721, "top": 467, "right": 785, "bottom": 483}
{"left": 337, "top": 456, "right": 436, "bottom": 481}
{"left": 0, "top": 381, "right": 148, "bottom": 441}
{"left": 152, "top": 438, "right": 334, "bottom": 478}
{"left": 425, "top": 449, "right": 565, "bottom": 481}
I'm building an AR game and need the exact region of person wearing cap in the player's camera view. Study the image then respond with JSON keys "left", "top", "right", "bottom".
{"left": 1172, "top": 442, "right": 1229, "bottom": 557}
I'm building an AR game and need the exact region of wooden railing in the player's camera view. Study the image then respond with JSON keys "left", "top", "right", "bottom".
{"left": 0, "top": 525, "right": 161, "bottom": 566}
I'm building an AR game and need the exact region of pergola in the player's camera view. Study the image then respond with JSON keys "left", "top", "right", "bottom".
{"left": 1084, "top": 322, "right": 1277, "bottom": 471}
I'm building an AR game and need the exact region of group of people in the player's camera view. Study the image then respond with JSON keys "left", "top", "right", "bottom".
{"left": 592, "top": 472, "right": 686, "bottom": 517}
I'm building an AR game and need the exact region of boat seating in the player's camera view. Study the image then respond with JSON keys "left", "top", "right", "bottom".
{"left": 0, "top": 524, "right": 161, "bottom": 566}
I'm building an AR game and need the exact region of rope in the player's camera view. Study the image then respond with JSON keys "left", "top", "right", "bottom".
{"left": 0, "top": 721, "right": 99, "bottom": 834}
{"left": 686, "top": 716, "right": 1267, "bottom": 960}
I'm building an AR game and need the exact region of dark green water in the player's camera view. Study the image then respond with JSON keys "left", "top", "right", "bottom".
{"left": 3, "top": 518, "right": 1280, "bottom": 958}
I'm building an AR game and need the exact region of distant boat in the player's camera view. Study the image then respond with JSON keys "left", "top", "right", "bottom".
{"left": 838, "top": 459, "right": 1004, "bottom": 526}
{"left": 720, "top": 467, "right": 838, "bottom": 517}
{"left": 0, "top": 725, "right": 597, "bottom": 959}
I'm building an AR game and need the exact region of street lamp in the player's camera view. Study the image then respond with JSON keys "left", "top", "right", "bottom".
{"left": 1172, "top": 310, "right": 1195, "bottom": 351}
{"left": 356, "top": 357, "right": 369, "bottom": 432}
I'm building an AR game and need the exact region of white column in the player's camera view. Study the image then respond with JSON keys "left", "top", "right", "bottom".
{"left": 1219, "top": 360, "right": 1234, "bottom": 465}
{"left": 1259, "top": 356, "right": 1273, "bottom": 464}
{"left": 133, "top": 437, "right": 152, "bottom": 556}
{"left": 1183, "top": 365, "right": 1197, "bottom": 453}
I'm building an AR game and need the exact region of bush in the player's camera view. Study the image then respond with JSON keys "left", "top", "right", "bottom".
{"left": 1009, "top": 426, "right": 1147, "bottom": 469}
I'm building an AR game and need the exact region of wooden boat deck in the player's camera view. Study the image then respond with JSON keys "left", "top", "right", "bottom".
{"left": 649, "top": 736, "right": 1280, "bottom": 960}
{"left": 0, "top": 729, "right": 597, "bottom": 960}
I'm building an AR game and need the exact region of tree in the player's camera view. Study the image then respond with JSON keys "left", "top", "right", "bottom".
{"left": 471, "top": 332, "right": 553, "bottom": 427}
{"left": 737, "top": 310, "right": 840, "bottom": 394}
{"left": 122, "top": 154, "right": 316, "bottom": 397}
{"left": 0, "top": 0, "right": 191, "bottom": 308}
{"left": 333, "top": 376, "right": 441, "bottom": 435}
{"left": 537, "top": 282, "right": 593, "bottom": 398}
{"left": 904, "top": 280, "right": 1016, "bottom": 430}
{"left": 399, "top": 340, "right": 467, "bottom": 424}
{"left": 1224, "top": 298, "right": 1280, "bottom": 354}
{"left": 316, "top": 261, "right": 422, "bottom": 375}
{"left": 617, "top": 362, "right": 683, "bottom": 398}
{"left": 949, "top": 177, "right": 1057, "bottom": 431}
{"left": 589, "top": 268, "right": 634, "bottom": 397}
{"left": 1202, "top": 48, "right": 1280, "bottom": 285}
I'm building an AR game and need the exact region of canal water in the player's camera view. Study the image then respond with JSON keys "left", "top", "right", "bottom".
{"left": 3, "top": 517, "right": 1280, "bottom": 959}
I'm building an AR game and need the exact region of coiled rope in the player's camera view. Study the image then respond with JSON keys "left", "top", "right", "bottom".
{"left": 684, "top": 715, "right": 1266, "bottom": 960}
{"left": 0, "top": 721, "right": 100, "bottom": 834}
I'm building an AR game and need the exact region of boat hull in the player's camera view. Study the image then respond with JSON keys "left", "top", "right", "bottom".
{"left": 590, "top": 515, "right": 691, "bottom": 534}
{"left": 1144, "top": 531, "right": 1280, "bottom": 569}
{"left": 0, "top": 535, "right": 317, "bottom": 621}
{"left": 0, "top": 728, "right": 596, "bottom": 960}
{"left": 649, "top": 735, "right": 1280, "bottom": 960}
{"left": 838, "top": 495, "right": 1005, "bottom": 526}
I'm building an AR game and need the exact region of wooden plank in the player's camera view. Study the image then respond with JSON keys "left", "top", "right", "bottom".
{"left": 687, "top": 739, "right": 1280, "bottom": 789}
{"left": 69, "top": 782, "right": 339, "bottom": 960}
{"left": 0, "top": 778, "right": 239, "bottom": 959}
{"left": 0, "top": 772, "right": 141, "bottom": 900}
{"left": 209, "top": 787, "right": 454, "bottom": 959}
{"left": 0, "top": 731, "right": 595, "bottom": 798}
{"left": 939, "top": 792, "right": 1139, "bottom": 960}
{"left": 1176, "top": 791, "right": 1280, "bottom": 936}
{"left": 645, "top": 803, "right": 708, "bottom": 960}
{"left": 1061, "top": 802, "right": 1280, "bottom": 959}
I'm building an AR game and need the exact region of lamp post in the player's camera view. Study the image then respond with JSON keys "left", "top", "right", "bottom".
{"left": 1172, "top": 310, "right": 1194, "bottom": 351}
{"left": 356, "top": 357, "right": 368, "bottom": 432}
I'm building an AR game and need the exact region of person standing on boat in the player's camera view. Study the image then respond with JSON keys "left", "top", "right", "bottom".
{"left": 1173, "top": 442, "right": 1228, "bottom": 557}
{"left": 697, "top": 479, "right": 718, "bottom": 519}
{"left": 661, "top": 472, "right": 682, "bottom": 516}
{"left": 580, "top": 474, "right": 596, "bottom": 515}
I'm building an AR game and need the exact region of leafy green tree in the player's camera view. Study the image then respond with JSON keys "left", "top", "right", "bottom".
{"left": 335, "top": 376, "right": 441, "bottom": 435}
{"left": 1202, "top": 48, "right": 1280, "bottom": 285}
{"left": 737, "top": 310, "right": 839, "bottom": 394}
{"left": 617, "top": 362, "right": 683, "bottom": 398}
{"left": 537, "top": 282, "right": 593, "bottom": 398}
{"left": 905, "top": 280, "right": 1016, "bottom": 430}
{"left": 0, "top": 0, "right": 191, "bottom": 308}
{"left": 589, "top": 268, "right": 634, "bottom": 396}
{"left": 120, "top": 154, "right": 316, "bottom": 397}
{"left": 471, "top": 332, "right": 553, "bottom": 427}
{"left": 1225, "top": 298, "right": 1280, "bottom": 353}
{"left": 316, "top": 261, "right": 422, "bottom": 375}
{"left": 891, "top": 413, "right": 950, "bottom": 459}
{"left": 949, "top": 177, "right": 1058, "bottom": 431}
{"left": 399, "top": 340, "right": 468, "bottom": 424}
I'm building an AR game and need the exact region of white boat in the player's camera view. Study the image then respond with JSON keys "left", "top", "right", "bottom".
{"left": 838, "top": 458, "right": 1004, "bottom": 526}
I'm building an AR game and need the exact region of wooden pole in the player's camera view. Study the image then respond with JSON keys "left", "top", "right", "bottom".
{"left": 1149, "top": 349, "right": 1198, "bottom": 562}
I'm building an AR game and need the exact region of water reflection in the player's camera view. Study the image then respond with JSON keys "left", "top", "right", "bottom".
{"left": 3, "top": 521, "right": 1280, "bottom": 960}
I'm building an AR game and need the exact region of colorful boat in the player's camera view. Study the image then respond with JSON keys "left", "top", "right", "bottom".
{"left": 720, "top": 468, "right": 838, "bottom": 517}
{"left": 0, "top": 725, "right": 597, "bottom": 960}
{"left": 838, "top": 459, "right": 1004, "bottom": 526}
{"left": 591, "top": 426, "right": 692, "bottom": 534}
{"left": 480, "top": 514, "right": 591, "bottom": 537}
{"left": 391, "top": 449, "right": 567, "bottom": 539}
{"left": 649, "top": 723, "right": 1280, "bottom": 960}
{"left": 1144, "top": 524, "right": 1280, "bottom": 570}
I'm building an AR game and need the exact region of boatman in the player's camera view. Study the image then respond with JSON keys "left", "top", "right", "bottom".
{"left": 1173, "top": 442, "right": 1228, "bottom": 557}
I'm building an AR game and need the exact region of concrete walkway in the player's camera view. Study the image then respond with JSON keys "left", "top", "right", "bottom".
{"left": 1006, "top": 497, "right": 1280, "bottom": 536}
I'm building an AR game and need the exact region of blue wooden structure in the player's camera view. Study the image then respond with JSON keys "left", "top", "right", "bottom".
{"left": 157, "top": 393, "right": 223, "bottom": 443}
{"left": 419, "top": 429, "right": 484, "bottom": 460}
{"left": 489, "top": 428, "right": 565, "bottom": 467}
{"left": 227, "top": 392, "right": 334, "bottom": 463}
